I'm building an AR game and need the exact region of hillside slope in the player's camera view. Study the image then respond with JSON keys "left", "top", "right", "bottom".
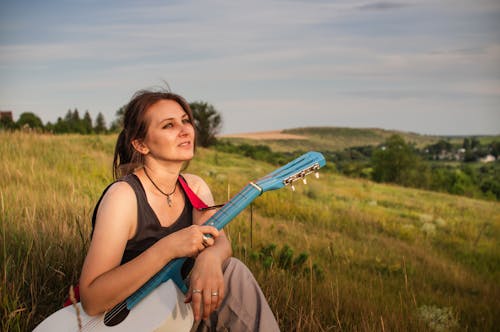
{"left": 1, "top": 132, "right": 499, "bottom": 331}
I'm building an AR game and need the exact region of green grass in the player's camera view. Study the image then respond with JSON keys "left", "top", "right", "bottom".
{"left": 1, "top": 132, "right": 499, "bottom": 331}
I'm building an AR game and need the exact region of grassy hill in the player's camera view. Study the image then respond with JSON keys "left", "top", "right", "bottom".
{"left": 1, "top": 131, "right": 499, "bottom": 331}
{"left": 221, "top": 126, "right": 498, "bottom": 152}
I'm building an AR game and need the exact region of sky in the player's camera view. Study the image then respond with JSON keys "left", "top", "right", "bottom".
{"left": 1, "top": 0, "right": 499, "bottom": 135}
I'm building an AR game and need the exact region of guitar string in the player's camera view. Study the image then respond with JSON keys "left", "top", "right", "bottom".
{"left": 80, "top": 184, "right": 259, "bottom": 330}
{"left": 79, "top": 310, "right": 106, "bottom": 331}
{"left": 83, "top": 316, "right": 102, "bottom": 331}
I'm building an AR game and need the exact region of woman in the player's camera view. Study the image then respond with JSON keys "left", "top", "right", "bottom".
{"left": 78, "top": 89, "right": 280, "bottom": 331}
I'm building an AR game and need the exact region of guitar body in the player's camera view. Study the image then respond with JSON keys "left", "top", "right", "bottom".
{"left": 33, "top": 280, "right": 193, "bottom": 332}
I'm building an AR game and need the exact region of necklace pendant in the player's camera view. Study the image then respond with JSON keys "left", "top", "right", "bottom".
{"left": 167, "top": 195, "right": 172, "bottom": 207}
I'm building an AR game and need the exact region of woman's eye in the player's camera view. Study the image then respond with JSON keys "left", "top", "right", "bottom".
{"left": 163, "top": 123, "right": 173, "bottom": 129}
{"left": 182, "top": 119, "right": 191, "bottom": 124}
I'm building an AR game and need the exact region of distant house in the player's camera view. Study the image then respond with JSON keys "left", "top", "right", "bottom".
{"left": 480, "top": 154, "right": 496, "bottom": 163}
{"left": 0, "top": 111, "right": 13, "bottom": 121}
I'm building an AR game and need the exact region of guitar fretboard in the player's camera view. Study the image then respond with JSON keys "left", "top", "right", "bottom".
{"left": 203, "top": 183, "right": 262, "bottom": 230}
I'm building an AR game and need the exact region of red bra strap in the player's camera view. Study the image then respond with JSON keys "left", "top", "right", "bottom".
{"left": 178, "top": 175, "right": 209, "bottom": 210}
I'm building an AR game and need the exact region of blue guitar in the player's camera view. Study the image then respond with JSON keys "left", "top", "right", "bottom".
{"left": 34, "top": 151, "right": 326, "bottom": 331}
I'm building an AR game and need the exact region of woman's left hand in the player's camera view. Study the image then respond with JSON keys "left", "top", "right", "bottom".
{"left": 184, "top": 250, "right": 225, "bottom": 321}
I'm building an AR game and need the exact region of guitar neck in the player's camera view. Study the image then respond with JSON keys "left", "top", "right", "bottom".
{"left": 203, "top": 183, "right": 262, "bottom": 230}
{"left": 126, "top": 183, "right": 262, "bottom": 309}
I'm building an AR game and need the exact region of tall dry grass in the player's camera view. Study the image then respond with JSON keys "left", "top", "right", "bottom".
{"left": 1, "top": 132, "right": 112, "bottom": 331}
{"left": 1, "top": 132, "right": 499, "bottom": 331}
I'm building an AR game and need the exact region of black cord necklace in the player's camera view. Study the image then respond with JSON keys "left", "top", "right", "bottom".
{"left": 143, "top": 167, "right": 177, "bottom": 207}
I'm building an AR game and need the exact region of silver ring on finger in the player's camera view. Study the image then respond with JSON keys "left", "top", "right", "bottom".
{"left": 202, "top": 234, "right": 210, "bottom": 247}
{"left": 211, "top": 291, "right": 219, "bottom": 297}
{"left": 192, "top": 289, "right": 202, "bottom": 294}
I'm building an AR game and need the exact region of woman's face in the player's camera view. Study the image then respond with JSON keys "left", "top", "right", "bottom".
{"left": 140, "top": 99, "right": 195, "bottom": 163}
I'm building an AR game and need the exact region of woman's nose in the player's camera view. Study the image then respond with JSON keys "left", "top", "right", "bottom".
{"left": 179, "top": 123, "right": 192, "bottom": 136}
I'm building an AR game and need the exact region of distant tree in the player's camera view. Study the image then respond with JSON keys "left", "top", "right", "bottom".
{"left": 371, "top": 134, "right": 428, "bottom": 187}
{"left": 94, "top": 112, "right": 107, "bottom": 134}
{"left": 17, "top": 112, "right": 43, "bottom": 130}
{"left": 464, "top": 150, "right": 477, "bottom": 162}
{"left": 189, "top": 101, "right": 222, "bottom": 147}
{"left": 426, "top": 139, "right": 453, "bottom": 155}
{"left": 44, "top": 121, "right": 54, "bottom": 132}
{"left": 471, "top": 137, "right": 480, "bottom": 149}
{"left": 463, "top": 138, "right": 471, "bottom": 150}
{"left": 0, "top": 115, "right": 17, "bottom": 130}
{"left": 478, "top": 163, "right": 500, "bottom": 199}
{"left": 110, "top": 105, "right": 126, "bottom": 132}
{"left": 61, "top": 109, "right": 75, "bottom": 133}
{"left": 72, "top": 108, "right": 88, "bottom": 133}
{"left": 489, "top": 141, "right": 500, "bottom": 158}
{"left": 82, "top": 111, "right": 93, "bottom": 134}
{"left": 463, "top": 136, "right": 480, "bottom": 150}
{"left": 72, "top": 108, "right": 80, "bottom": 123}
{"left": 53, "top": 116, "right": 69, "bottom": 133}
{"left": 449, "top": 169, "right": 477, "bottom": 197}
{"left": 64, "top": 109, "right": 72, "bottom": 121}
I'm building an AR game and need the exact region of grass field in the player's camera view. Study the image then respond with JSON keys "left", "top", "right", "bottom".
{"left": 1, "top": 132, "right": 499, "bottom": 331}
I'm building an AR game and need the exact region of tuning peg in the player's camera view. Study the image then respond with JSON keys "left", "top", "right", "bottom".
{"left": 315, "top": 172, "right": 319, "bottom": 179}
{"left": 303, "top": 178, "right": 307, "bottom": 184}
{"left": 291, "top": 184, "right": 296, "bottom": 191}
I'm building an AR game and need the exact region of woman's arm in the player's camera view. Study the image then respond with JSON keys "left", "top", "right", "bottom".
{"left": 182, "top": 174, "right": 233, "bottom": 320}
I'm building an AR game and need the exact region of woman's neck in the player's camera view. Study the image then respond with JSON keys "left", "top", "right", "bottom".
{"left": 140, "top": 163, "right": 181, "bottom": 207}
{"left": 142, "top": 161, "right": 182, "bottom": 187}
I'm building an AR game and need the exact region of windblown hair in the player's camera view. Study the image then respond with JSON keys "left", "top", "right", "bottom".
{"left": 112, "top": 89, "right": 195, "bottom": 179}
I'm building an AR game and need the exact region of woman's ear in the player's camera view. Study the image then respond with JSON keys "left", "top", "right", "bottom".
{"left": 131, "top": 139, "right": 149, "bottom": 155}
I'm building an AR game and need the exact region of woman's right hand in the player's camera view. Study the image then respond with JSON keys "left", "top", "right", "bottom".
{"left": 166, "top": 225, "right": 219, "bottom": 258}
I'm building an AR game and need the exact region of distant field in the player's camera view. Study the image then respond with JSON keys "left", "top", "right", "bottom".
{"left": 220, "top": 130, "right": 308, "bottom": 140}
{"left": 220, "top": 127, "right": 443, "bottom": 152}
{"left": 219, "top": 126, "right": 499, "bottom": 152}
{"left": 1, "top": 131, "right": 499, "bottom": 331}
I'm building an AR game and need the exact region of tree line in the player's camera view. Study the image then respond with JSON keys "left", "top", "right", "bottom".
{"left": 372, "top": 135, "right": 499, "bottom": 200}
{"left": 328, "top": 135, "right": 499, "bottom": 200}
{"left": 0, "top": 109, "right": 112, "bottom": 134}
{"left": 0, "top": 101, "right": 222, "bottom": 148}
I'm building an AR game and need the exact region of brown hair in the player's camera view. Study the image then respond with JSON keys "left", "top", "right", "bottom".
{"left": 112, "top": 89, "right": 196, "bottom": 179}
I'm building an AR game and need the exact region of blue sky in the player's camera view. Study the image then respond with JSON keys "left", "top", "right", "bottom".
{"left": 1, "top": 0, "right": 499, "bottom": 135}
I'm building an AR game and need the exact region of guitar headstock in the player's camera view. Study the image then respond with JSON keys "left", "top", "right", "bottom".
{"left": 254, "top": 151, "right": 326, "bottom": 193}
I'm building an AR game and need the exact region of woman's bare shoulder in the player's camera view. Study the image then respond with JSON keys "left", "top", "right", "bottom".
{"left": 104, "top": 179, "right": 136, "bottom": 201}
{"left": 181, "top": 173, "right": 207, "bottom": 190}
{"left": 95, "top": 180, "right": 137, "bottom": 223}
{"left": 181, "top": 173, "right": 214, "bottom": 204}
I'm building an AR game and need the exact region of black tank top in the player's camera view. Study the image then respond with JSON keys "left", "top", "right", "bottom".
{"left": 91, "top": 174, "right": 193, "bottom": 265}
